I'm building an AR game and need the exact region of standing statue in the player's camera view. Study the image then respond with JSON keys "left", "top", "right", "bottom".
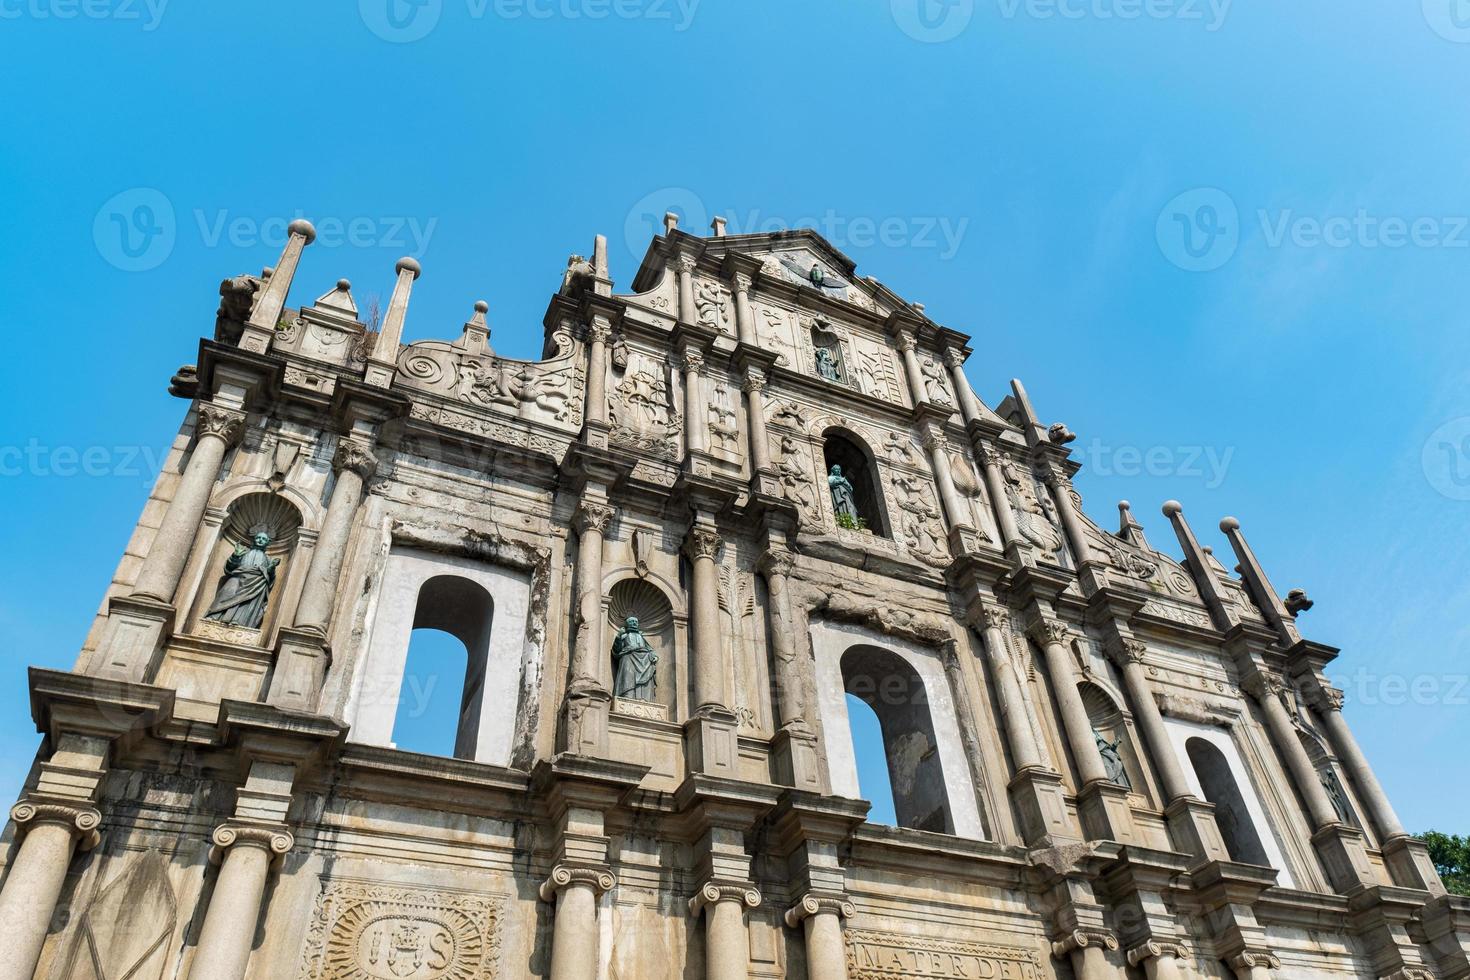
{"left": 828, "top": 465, "right": 860, "bottom": 524}
{"left": 1094, "top": 730, "right": 1132, "bottom": 790}
{"left": 611, "top": 616, "right": 659, "bottom": 702}
{"left": 814, "top": 346, "right": 841, "bottom": 382}
{"left": 204, "top": 527, "right": 280, "bottom": 630}
{"left": 1320, "top": 767, "right": 1353, "bottom": 823}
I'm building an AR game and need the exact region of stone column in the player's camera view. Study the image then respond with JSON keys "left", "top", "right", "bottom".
{"left": 188, "top": 824, "right": 293, "bottom": 980}
{"left": 677, "top": 255, "right": 698, "bottom": 325}
{"left": 292, "top": 438, "right": 377, "bottom": 632}
{"left": 732, "top": 272, "right": 756, "bottom": 346}
{"left": 1052, "top": 932, "right": 1120, "bottom": 980}
{"left": 540, "top": 866, "right": 616, "bottom": 980}
{"left": 240, "top": 219, "right": 315, "bottom": 353}
{"left": 1039, "top": 468, "right": 1098, "bottom": 573}
{"left": 743, "top": 369, "right": 773, "bottom": 477}
{"left": 584, "top": 317, "right": 612, "bottom": 428}
{"left": 363, "top": 256, "right": 421, "bottom": 388}
{"left": 1129, "top": 943, "right": 1187, "bottom": 980}
{"left": 978, "top": 608, "right": 1043, "bottom": 772}
{"left": 686, "top": 523, "right": 725, "bottom": 713}
{"left": 921, "top": 424, "right": 968, "bottom": 534}
{"left": 1031, "top": 620, "right": 1108, "bottom": 786}
{"left": 761, "top": 551, "right": 821, "bottom": 789}
{"left": 682, "top": 349, "right": 707, "bottom": 457}
{"left": 893, "top": 330, "right": 927, "bottom": 406}
{"left": 690, "top": 883, "right": 761, "bottom": 980}
{"left": 978, "top": 444, "right": 1024, "bottom": 553}
{"left": 944, "top": 348, "right": 983, "bottom": 424}
{"left": 1245, "top": 674, "right": 1337, "bottom": 831}
{"left": 565, "top": 501, "right": 614, "bottom": 756}
{"left": 132, "top": 403, "right": 245, "bottom": 604}
{"left": 0, "top": 802, "right": 101, "bottom": 980}
{"left": 785, "top": 895, "right": 855, "bottom": 980}
{"left": 1109, "top": 641, "right": 1190, "bottom": 804}
{"left": 1303, "top": 682, "right": 1404, "bottom": 839}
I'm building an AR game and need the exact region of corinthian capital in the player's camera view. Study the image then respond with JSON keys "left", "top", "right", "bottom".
{"left": 682, "top": 350, "right": 706, "bottom": 374}
{"left": 684, "top": 525, "right": 721, "bottom": 561}
{"left": 980, "top": 605, "right": 1011, "bottom": 633}
{"left": 333, "top": 438, "right": 378, "bottom": 478}
{"left": 573, "top": 501, "right": 615, "bottom": 535}
{"left": 586, "top": 319, "right": 613, "bottom": 345}
{"left": 943, "top": 347, "right": 967, "bottom": 369}
{"left": 196, "top": 403, "right": 246, "bottom": 446}
{"left": 1028, "top": 618, "right": 1072, "bottom": 646}
{"left": 1106, "top": 637, "right": 1148, "bottom": 667}
{"left": 758, "top": 550, "right": 795, "bottom": 579}
{"left": 1241, "top": 669, "right": 1288, "bottom": 704}
{"left": 732, "top": 271, "right": 753, "bottom": 293}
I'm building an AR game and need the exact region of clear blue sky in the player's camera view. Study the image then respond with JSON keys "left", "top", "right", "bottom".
{"left": 1, "top": 2, "right": 1466, "bottom": 833}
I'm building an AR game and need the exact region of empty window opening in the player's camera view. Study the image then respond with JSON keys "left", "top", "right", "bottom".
{"left": 841, "top": 645, "right": 950, "bottom": 833}
{"left": 1187, "top": 737, "right": 1269, "bottom": 865}
{"left": 845, "top": 693, "right": 898, "bottom": 826}
{"left": 390, "top": 575, "right": 494, "bottom": 760}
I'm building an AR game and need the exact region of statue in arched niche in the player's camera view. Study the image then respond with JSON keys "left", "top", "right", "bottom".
{"left": 204, "top": 525, "right": 280, "bottom": 630}
{"left": 1094, "top": 729, "right": 1132, "bottom": 791}
{"left": 612, "top": 616, "right": 658, "bottom": 702}
{"left": 829, "top": 465, "right": 860, "bottom": 524}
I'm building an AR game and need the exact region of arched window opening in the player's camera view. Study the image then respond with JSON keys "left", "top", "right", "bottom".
{"left": 1187, "top": 737, "right": 1269, "bottom": 865}
{"left": 1080, "top": 683, "right": 1139, "bottom": 794}
{"left": 823, "top": 430, "right": 889, "bottom": 537}
{"left": 841, "top": 645, "right": 950, "bottom": 833}
{"left": 845, "top": 694, "right": 898, "bottom": 826}
{"left": 391, "top": 575, "right": 494, "bottom": 760}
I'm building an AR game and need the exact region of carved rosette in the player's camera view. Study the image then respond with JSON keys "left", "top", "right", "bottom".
{"left": 684, "top": 526, "right": 721, "bottom": 562}
{"left": 688, "top": 880, "right": 761, "bottom": 916}
{"left": 11, "top": 800, "right": 102, "bottom": 850}
{"left": 196, "top": 403, "right": 246, "bottom": 447}
{"left": 538, "top": 864, "right": 617, "bottom": 902}
{"left": 784, "top": 892, "right": 855, "bottom": 929}
{"left": 332, "top": 438, "right": 378, "bottom": 479}
{"left": 1050, "top": 928, "right": 1118, "bottom": 958}
{"left": 210, "top": 822, "right": 294, "bottom": 865}
{"left": 1126, "top": 941, "right": 1187, "bottom": 967}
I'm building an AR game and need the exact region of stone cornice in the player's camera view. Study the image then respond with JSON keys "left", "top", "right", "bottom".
{"left": 28, "top": 667, "right": 175, "bottom": 745}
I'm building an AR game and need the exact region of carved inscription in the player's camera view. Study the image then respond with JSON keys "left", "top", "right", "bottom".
{"left": 846, "top": 930, "right": 1043, "bottom": 979}
{"left": 300, "top": 879, "right": 505, "bottom": 980}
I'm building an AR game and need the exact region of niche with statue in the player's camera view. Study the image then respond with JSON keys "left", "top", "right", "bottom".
{"left": 190, "top": 493, "right": 302, "bottom": 645}
{"left": 606, "top": 578, "right": 676, "bottom": 719}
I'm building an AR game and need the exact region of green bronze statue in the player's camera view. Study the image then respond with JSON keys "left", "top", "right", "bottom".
{"left": 612, "top": 616, "right": 658, "bottom": 702}
{"left": 204, "top": 528, "right": 280, "bottom": 630}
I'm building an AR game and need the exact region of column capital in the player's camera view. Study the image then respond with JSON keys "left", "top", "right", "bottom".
{"left": 209, "top": 821, "right": 293, "bottom": 864}
{"left": 196, "top": 403, "right": 246, "bottom": 447}
{"left": 980, "top": 604, "right": 1012, "bottom": 633}
{"left": 586, "top": 317, "right": 613, "bottom": 345}
{"left": 538, "top": 863, "right": 617, "bottom": 902}
{"left": 11, "top": 800, "right": 101, "bottom": 850}
{"left": 1028, "top": 617, "right": 1072, "bottom": 647}
{"left": 1299, "top": 676, "right": 1345, "bottom": 713}
{"left": 942, "top": 347, "right": 967, "bottom": 369}
{"left": 688, "top": 879, "right": 761, "bottom": 916}
{"left": 783, "top": 891, "right": 854, "bottom": 928}
{"left": 731, "top": 271, "right": 753, "bottom": 293}
{"left": 684, "top": 525, "right": 722, "bottom": 561}
{"left": 332, "top": 437, "right": 378, "bottom": 479}
{"left": 758, "top": 549, "right": 795, "bottom": 579}
{"left": 892, "top": 329, "right": 917, "bottom": 352}
{"left": 1106, "top": 637, "right": 1149, "bottom": 667}
{"left": 1229, "top": 950, "right": 1282, "bottom": 972}
{"left": 573, "top": 500, "right": 615, "bottom": 535}
{"left": 675, "top": 253, "right": 698, "bottom": 275}
{"left": 1051, "top": 928, "right": 1118, "bottom": 958}
{"left": 1127, "top": 940, "right": 1187, "bottom": 967}
{"left": 741, "top": 369, "right": 767, "bottom": 393}
{"left": 1241, "top": 669, "right": 1289, "bottom": 704}
{"left": 681, "top": 349, "right": 706, "bottom": 374}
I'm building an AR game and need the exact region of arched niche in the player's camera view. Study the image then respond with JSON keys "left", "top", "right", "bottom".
{"left": 810, "top": 619, "right": 986, "bottom": 839}
{"left": 186, "top": 492, "right": 303, "bottom": 645}
{"left": 822, "top": 428, "right": 890, "bottom": 537}
{"left": 1079, "top": 682, "right": 1144, "bottom": 796}
{"left": 606, "top": 577, "right": 677, "bottom": 714}
{"left": 1296, "top": 730, "right": 1361, "bottom": 830}
{"left": 1186, "top": 737, "right": 1271, "bottom": 866}
{"left": 347, "top": 546, "right": 531, "bottom": 766}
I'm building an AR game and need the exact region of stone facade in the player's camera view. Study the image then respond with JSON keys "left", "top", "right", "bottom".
{"left": 2, "top": 212, "right": 1466, "bottom": 980}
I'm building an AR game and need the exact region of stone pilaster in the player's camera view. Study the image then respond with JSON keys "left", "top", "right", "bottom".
{"left": 564, "top": 499, "right": 615, "bottom": 757}
{"left": 684, "top": 519, "right": 738, "bottom": 776}
{"left": 189, "top": 823, "right": 294, "bottom": 980}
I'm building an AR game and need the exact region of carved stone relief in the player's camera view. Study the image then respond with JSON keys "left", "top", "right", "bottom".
{"left": 693, "top": 277, "right": 732, "bottom": 334}
{"left": 774, "top": 435, "right": 821, "bottom": 528}
{"left": 918, "top": 357, "right": 952, "bottom": 406}
{"left": 852, "top": 337, "right": 904, "bottom": 404}
{"left": 299, "top": 879, "right": 506, "bottom": 980}
{"left": 845, "top": 929, "right": 1044, "bottom": 979}
{"left": 1000, "top": 456, "right": 1065, "bottom": 562}
{"left": 892, "top": 473, "right": 950, "bottom": 568}
{"left": 706, "top": 382, "right": 741, "bottom": 456}
{"left": 608, "top": 351, "right": 682, "bottom": 458}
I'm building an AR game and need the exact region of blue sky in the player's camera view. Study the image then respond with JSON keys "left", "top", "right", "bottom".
{"left": 1, "top": 2, "right": 1467, "bottom": 833}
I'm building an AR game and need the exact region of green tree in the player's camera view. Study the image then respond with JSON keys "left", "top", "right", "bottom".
{"left": 1420, "top": 831, "right": 1470, "bottom": 896}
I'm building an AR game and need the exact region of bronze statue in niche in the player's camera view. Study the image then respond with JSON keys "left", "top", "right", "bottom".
{"left": 612, "top": 616, "right": 658, "bottom": 701}
{"left": 204, "top": 526, "right": 280, "bottom": 629}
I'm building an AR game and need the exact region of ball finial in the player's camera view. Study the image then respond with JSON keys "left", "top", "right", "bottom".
{"left": 396, "top": 256, "right": 422, "bottom": 279}
{"left": 336, "top": 278, "right": 351, "bottom": 291}
{"left": 1162, "top": 500, "right": 1183, "bottom": 517}
{"left": 474, "top": 300, "right": 489, "bottom": 314}
{"left": 288, "top": 219, "right": 317, "bottom": 244}
{"left": 1219, "top": 516, "right": 1241, "bottom": 532}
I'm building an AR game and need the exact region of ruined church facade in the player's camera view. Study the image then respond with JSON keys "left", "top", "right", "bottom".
{"left": 1, "top": 213, "right": 1466, "bottom": 980}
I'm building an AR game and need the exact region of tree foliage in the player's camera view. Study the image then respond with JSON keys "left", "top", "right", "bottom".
{"left": 1420, "top": 831, "right": 1470, "bottom": 896}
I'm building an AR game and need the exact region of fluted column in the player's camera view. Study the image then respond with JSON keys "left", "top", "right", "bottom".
{"left": 686, "top": 523, "right": 726, "bottom": 713}
{"left": 978, "top": 608, "right": 1043, "bottom": 772}
{"left": 1031, "top": 620, "right": 1109, "bottom": 786}
{"left": 1306, "top": 685, "right": 1404, "bottom": 839}
{"left": 132, "top": 403, "right": 245, "bottom": 604}
{"left": 944, "top": 348, "right": 983, "bottom": 424}
{"left": 541, "top": 866, "right": 616, "bottom": 980}
{"left": 1245, "top": 673, "right": 1338, "bottom": 830}
{"left": 786, "top": 894, "right": 855, "bottom": 980}
{"left": 0, "top": 802, "right": 101, "bottom": 980}
{"left": 188, "top": 824, "right": 293, "bottom": 980}
{"left": 743, "top": 369, "right": 773, "bottom": 477}
{"left": 292, "top": 438, "right": 377, "bottom": 632}
{"left": 732, "top": 272, "right": 756, "bottom": 346}
{"left": 690, "top": 883, "right": 760, "bottom": 980}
